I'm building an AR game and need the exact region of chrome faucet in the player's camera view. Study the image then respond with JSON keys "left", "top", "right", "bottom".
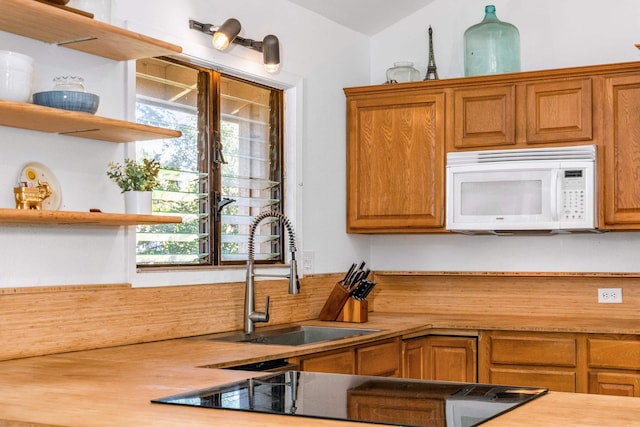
{"left": 245, "top": 210, "right": 299, "bottom": 334}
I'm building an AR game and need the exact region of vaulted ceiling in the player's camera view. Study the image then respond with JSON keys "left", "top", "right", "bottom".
{"left": 286, "top": 0, "right": 434, "bottom": 36}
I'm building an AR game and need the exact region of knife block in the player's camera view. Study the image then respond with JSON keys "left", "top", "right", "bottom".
{"left": 318, "top": 282, "right": 352, "bottom": 321}
{"left": 336, "top": 298, "right": 368, "bottom": 323}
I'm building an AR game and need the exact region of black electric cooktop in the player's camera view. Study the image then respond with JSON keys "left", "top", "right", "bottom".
{"left": 152, "top": 371, "right": 547, "bottom": 427}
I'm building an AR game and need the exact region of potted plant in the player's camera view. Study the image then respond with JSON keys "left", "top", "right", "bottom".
{"left": 107, "top": 158, "right": 160, "bottom": 214}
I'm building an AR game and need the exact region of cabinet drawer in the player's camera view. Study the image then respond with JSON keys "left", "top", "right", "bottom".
{"left": 357, "top": 338, "right": 401, "bottom": 377}
{"left": 299, "top": 348, "right": 355, "bottom": 374}
{"left": 489, "top": 367, "right": 576, "bottom": 392}
{"left": 588, "top": 337, "right": 640, "bottom": 370}
{"left": 490, "top": 334, "right": 577, "bottom": 367}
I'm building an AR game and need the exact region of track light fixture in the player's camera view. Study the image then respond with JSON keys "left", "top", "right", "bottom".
{"left": 189, "top": 19, "right": 280, "bottom": 73}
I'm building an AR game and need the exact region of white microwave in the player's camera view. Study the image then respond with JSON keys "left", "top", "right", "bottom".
{"left": 446, "top": 145, "right": 597, "bottom": 233}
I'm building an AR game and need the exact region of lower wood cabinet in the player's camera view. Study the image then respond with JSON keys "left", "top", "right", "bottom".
{"left": 479, "top": 331, "right": 640, "bottom": 396}
{"left": 295, "top": 347, "right": 355, "bottom": 375}
{"left": 587, "top": 335, "right": 640, "bottom": 397}
{"left": 292, "top": 330, "right": 640, "bottom": 399}
{"left": 357, "top": 338, "right": 402, "bottom": 377}
{"left": 479, "top": 331, "right": 581, "bottom": 392}
{"left": 292, "top": 337, "right": 401, "bottom": 377}
{"left": 403, "top": 335, "right": 477, "bottom": 382}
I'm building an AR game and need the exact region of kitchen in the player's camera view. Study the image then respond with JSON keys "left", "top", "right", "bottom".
{"left": 1, "top": 0, "right": 640, "bottom": 425}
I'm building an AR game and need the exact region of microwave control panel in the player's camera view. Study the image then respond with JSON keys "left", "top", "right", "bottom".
{"left": 561, "top": 169, "right": 586, "bottom": 221}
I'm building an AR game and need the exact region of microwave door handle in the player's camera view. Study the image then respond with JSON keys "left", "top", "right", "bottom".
{"left": 550, "top": 170, "right": 559, "bottom": 221}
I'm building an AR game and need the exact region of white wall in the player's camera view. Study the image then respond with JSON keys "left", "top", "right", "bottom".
{"left": 369, "top": 0, "right": 640, "bottom": 273}
{"left": 370, "top": 0, "right": 640, "bottom": 82}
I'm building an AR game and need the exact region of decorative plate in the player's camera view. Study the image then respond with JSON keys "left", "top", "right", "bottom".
{"left": 17, "top": 162, "right": 62, "bottom": 210}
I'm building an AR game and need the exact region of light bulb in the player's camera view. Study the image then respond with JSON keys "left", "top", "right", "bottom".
{"left": 212, "top": 32, "right": 230, "bottom": 50}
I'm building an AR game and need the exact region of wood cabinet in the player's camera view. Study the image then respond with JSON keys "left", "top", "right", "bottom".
{"left": 524, "top": 78, "right": 593, "bottom": 144}
{"left": 587, "top": 335, "right": 640, "bottom": 397}
{"left": 450, "top": 78, "right": 593, "bottom": 151}
{"left": 480, "top": 331, "right": 640, "bottom": 397}
{"left": 344, "top": 88, "right": 445, "bottom": 233}
{"left": 452, "top": 84, "right": 516, "bottom": 149}
{"left": 403, "top": 335, "right": 477, "bottom": 382}
{"left": 344, "top": 63, "right": 640, "bottom": 234}
{"left": 603, "top": 73, "right": 640, "bottom": 227}
{"left": 296, "top": 347, "right": 355, "bottom": 375}
{"left": 292, "top": 337, "right": 401, "bottom": 377}
{"left": 357, "top": 338, "right": 402, "bottom": 377}
{"left": 479, "top": 331, "right": 582, "bottom": 392}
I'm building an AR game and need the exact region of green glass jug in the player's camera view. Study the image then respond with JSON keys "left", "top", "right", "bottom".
{"left": 464, "top": 5, "right": 520, "bottom": 76}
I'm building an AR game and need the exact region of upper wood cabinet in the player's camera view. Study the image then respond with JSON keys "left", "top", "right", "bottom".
{"left": 452, "top": 84, "right": 516, "bottom": 149}
{"left": 451, "top": 78, "right": 593, "bottom": 151}
{"left": 345, "top": 62, "right": 640, "bottom": 233}
{"left": 344, "top": 88, "right": 445, "bottom": 233}
{"left": 603, "top": 73, "right": 640, "bottom": 227}
{"left": 524, "top": 78, "right": 593, "bottom": 144}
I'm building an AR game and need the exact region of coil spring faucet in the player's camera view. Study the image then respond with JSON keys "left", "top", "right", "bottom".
{"left": 245, "top": 210, "right": 299, "bottom": 334}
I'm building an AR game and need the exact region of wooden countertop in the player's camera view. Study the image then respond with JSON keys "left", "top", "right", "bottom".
{"left": 0, "top": 313, "right": 638, "bottom": 426}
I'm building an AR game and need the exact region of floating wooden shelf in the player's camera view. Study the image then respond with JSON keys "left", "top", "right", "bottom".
{"left": 0, "top": 208, "right": 182, "bottom": 226}
{"left": 0, "top": 100, "right": 181, "bottom": 142}
{"left": 0, "top": 0, "right": 182, "bottom": 61}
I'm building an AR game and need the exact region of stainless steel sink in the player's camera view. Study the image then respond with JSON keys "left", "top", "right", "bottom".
{"left": 201, "top": 325, "right": 381, "bottom": 346}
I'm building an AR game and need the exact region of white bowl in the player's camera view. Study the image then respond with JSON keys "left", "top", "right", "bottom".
{"left": 0, "top": 51, "right": 33, "bottom": 103}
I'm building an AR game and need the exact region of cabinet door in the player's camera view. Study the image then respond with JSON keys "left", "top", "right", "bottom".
{"left": 589, "top": 371, "right": 640, "bottom": 397}
{"left": 297, "top": 348, "right": 355, "bottom": 374}
{"left": 603, "top": 74, "right": 640, "bottom": 226}
{"left": 403, "top": 336, "right": 477, "bottom": 382}
{"left": 346, "top": 91, "right": 445, "bottom": 233}
{"left": 525, "top": 78, "right": 593, "bottom": 144}
{"left": 357, "top": 338, "right": 401, "bottom": 377}
{"left": 452, "top": 84, "right": 516, "bottom": 150}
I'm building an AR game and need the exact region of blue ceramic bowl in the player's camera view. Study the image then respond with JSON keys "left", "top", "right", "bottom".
{"left": 32, "top": 90, "right": 99, "bottom": 114}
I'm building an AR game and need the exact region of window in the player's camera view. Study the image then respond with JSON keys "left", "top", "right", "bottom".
{"left": 135, "top": 57, "right": 284, "bottom": 267}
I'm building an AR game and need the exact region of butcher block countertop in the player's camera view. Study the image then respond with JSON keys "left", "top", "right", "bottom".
{"left": 1, "top": 312, "right": 639, "bottom": 426}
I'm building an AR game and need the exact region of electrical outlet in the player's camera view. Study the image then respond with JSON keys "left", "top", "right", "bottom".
{"left": 303, "top": 251, "right": 314, "bottom": 274}
{"left": 598, "top": 288, "right": 622, "bottom": 304}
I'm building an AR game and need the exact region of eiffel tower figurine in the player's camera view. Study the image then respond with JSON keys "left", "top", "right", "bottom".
{"left": 424, "top": 26, "right": 439, "bottom": 80}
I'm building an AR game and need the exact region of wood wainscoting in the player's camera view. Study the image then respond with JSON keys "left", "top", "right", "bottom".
{"left": 0, "top": 275, "right": 339, "bottom": 361}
